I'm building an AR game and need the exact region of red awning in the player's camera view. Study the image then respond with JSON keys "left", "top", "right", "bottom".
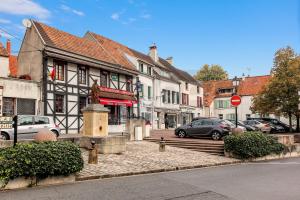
{"left": 99, "top": 98, "right": 137, "bottom": 107}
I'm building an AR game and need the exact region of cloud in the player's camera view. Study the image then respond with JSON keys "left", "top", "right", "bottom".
{"left": 0, "top": 19, "right": 11, "bottom": 24}
{"left": 0, "top": 0, "right": 50, "bottom": 20}
{"left": 60, "top": 4, "right": 85, "bottom": 16}
{"left": 111, "top": 13, "right": 120, "bottom": 20}
{"left": 141, "top": 13, "right": 151, "bottom": 19}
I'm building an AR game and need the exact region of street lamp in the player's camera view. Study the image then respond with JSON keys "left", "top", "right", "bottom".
{"left": 232, "top": 76, "right": 239, "bottom": 128}
{"left": 136, "top": 77, "right": 142, "bottom": 118}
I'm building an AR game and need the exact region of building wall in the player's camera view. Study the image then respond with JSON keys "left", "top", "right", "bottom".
{"left": 0, "top": 77, "right": 40, "bottom": 116}
{"left": 17, "top": 25, "right": 44, "bottom": 81}
{"left": 0, "top": 56, "right": 9, "bottom": 77}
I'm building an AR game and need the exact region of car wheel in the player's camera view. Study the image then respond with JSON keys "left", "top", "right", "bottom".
{"left": 0, "top": 132, "right": 9, "bottom": 140}
{"left": 51, "top": 130, "right": 59, "bottom": 137}
{"left": 178, "top": 130, "right": 186, "bottom": 138}
{"left": 211, "top": 131, "right": 221, "bottom": 140}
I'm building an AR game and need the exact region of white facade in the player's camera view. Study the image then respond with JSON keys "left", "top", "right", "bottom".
{"left": 0, "top": 56, "right": 9, "bottom": 78}
{"left": 178, "top": 80, "right": 204, "bottom": 125}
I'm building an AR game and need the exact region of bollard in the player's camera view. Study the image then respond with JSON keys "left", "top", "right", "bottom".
{"left": 159, "top": 137, "right": 166, "bottom": 152}
{"left": 88, "top": 141, "right": 98, "bottom": 164}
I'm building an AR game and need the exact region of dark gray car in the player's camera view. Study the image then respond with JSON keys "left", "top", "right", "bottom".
{"left": 175, "top": 118, "right": 230, "bottom": 140}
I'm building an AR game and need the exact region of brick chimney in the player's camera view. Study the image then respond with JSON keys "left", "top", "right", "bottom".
{"left": 149, "top": 43, "right": 158, "bottom": 62}
{"left": 6, "top": 39, "right": 11, "bottom": 55}
{"left": 166, "top": 57, "right": 173, "bottom": 65}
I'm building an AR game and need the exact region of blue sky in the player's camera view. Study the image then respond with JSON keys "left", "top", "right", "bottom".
{"left": 0, "top": 0, "right": 299, "bottom": 78}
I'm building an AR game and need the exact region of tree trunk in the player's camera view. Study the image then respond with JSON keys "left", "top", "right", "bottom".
{"left": 289, "top": 113, "right": 293, "bottom": 133}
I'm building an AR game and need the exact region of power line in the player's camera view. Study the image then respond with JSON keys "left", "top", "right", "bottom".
{"left": 0, "top": 26, "right": 42, "bottom": 52}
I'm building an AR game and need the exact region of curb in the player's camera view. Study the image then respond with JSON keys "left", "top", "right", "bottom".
{"left": 75, "top": 160, "right": 242, "bottom": 181}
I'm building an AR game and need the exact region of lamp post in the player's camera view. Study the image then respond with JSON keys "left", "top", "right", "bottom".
{"left": 136, "top": 77, "right": 142, "bottom": 119}
{"left": 232, "top": 76, "right": 239, "bottom": 128}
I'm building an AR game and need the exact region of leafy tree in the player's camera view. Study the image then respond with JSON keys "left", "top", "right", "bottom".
{"left": 194, "top": 64, "right": 228, "bottom": 81}
{"left": 251, "top": 46, "right": 300, "bottom": 132}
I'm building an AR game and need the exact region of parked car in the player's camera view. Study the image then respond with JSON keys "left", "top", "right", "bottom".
{"left": 0, "top": 115, "right": 61, "bottom": 140}
{"left": 247, "top": 117, "right": 291, "bottom": 132}
{"left": 223, "top": 119, "right": 246, "bottom": 132}
{"left": 228, "top": 120, "right": 257, "bottom": 131}
{"left": 191, "top": 117, "right": 218, "bottom": 122}
{"left": 243, "top": 119, "right": 271, "bottom": 133}
{"left": 175, "top": 118, "right": 230, "bottom": 140}
{"left": 258, "top": 120, "right": 285, "bottom": 134}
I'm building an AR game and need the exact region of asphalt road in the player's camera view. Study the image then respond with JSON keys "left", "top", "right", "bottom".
{"left": 2, "top": 157, "right": 300, "bottom": 200}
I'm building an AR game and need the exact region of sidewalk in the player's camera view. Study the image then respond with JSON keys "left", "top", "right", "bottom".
{"left": 77, "top": 141, "right": 239, "bottom": 181}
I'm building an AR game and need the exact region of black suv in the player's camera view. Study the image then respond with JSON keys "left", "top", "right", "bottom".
{"left": 175, "top": 118, "right": 230, "bottom": 140}
{"left": 247, "top": 117, "right": 290, "bottom": 132}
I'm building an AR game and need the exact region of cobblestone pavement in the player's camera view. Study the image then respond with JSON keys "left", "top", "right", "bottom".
{"left": 78, "top": 141, "right": 238, "bottom": 180}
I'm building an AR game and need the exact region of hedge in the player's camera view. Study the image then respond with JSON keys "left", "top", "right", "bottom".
{"left": 0, "top": 141, "right": 84, "bottom": 184}
{"left": 224, "top": 132, "right": 285, "bottom": 160}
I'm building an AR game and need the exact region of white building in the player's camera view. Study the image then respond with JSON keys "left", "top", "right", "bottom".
{"left": 202, "top": 75, "right": 288, "bottom": 122}
{"left": 0, "top": 39, "right": 40, "bottom": 116}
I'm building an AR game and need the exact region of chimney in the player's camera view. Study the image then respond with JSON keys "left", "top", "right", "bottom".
{"left": 149, "top": 43, "right": 158, "bottom": 62}
{"left": 6, "top": 39, "right": 11, "bottom": 55}
{"left": 166, "top": 57, "right": 173, "bottom": 65}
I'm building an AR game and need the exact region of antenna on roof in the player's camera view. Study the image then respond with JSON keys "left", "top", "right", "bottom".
{"left": 22, "top": 19, "right": 32, "bottom": 28}
{"left": 246, "top": 67, "right": 251, "bottom": 77}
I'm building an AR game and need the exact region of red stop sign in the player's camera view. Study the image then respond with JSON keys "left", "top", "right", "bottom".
{"left": 231, "top": 95, "right": 241, "bottom": 107}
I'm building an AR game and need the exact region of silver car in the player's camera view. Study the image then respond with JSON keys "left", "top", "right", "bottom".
{"left": 0, "top": 115, "right": 61, "bottom": 140}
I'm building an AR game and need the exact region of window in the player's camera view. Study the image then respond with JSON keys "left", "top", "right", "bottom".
{"left": 147, "top": 66, "right": 151, "bottom": 75}
{"left": 176, "top": 92, "right": 179, "bottom": 104}
{"left": 182, "top": 93, "right": 189, "bottom": 105}
{"left": 246, "top": 114, "right": 251, "bottom": 119}
{"left": 18, "top": 116, "right": 33, "bottom": 126}
{"left": 100, "top": 71, "right": 108, "bottom": 87}
{"left": 167, "top": 90, "right": 171, "bottom": 103}
{"left": 197, "top": 96, "right": 203, "bottom": 108}
{"left": 172, "top": 91, "right": 176, "bottom": 104}
{"left": 35, "top": 116, "right": 49, "bottom": 125}
{"left": 126, "top": 76, "right": 132, "bottom": 92}
{"left": 148, "top": 86, "right": 151, "bottom": 99}
{"left": 197, "top": 86, "right": 200, "bottom": 94}
{"left": 2, "top": 97, "right": 14, "bottom": 116}
{"left": 218, "top": 88, "right": 234, "bottom": 94}
{"left": 17, "top": 98, "right": 35, "bottom": 115}
{"left": 55, "top": 94, "right": 64, "bottom": 113}
{"left": 185, "top": 82, "right": 188, "bottom": 90}
{"left": 54, "top": 60, "right": 65, "bottom": 81}
{"left": 214, "top": 100, "right": 230, "bottom": 109}
{"left": 139, "top": 63, "right": 144, "bottom": 73}
{"left": 78, "top": 66, "right": 87, "bottom": 84}
{"left": 140, "top": 84, "right": 144, "bottom": 97}
{"left": 192, "top": 120, "right": 202, "bottom": 127}
{"left": 162, "top": 89, "right": 166, "bottom": 103}
{"left": 79, "top": 97, "right": 87, "bottom": 113}
{"left": 218, "top": 114, "right": 223, "bottom": 119}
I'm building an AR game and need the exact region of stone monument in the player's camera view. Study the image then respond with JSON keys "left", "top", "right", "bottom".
{"left": 80, "top": 80, "right": 126, "bottom": 154}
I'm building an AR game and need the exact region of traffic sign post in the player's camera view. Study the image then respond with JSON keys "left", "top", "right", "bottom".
{"left": 231, "top": 95, "right": 241, "bottom": 128}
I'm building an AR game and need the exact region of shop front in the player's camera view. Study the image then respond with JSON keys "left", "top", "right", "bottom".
{"left": 154, "top": 108, "right": 180, "bottom": 129}
{"left": 98, "top": 86, "right": 136, "bottom": 133}
{"left": 179, "top": 107, "right": 195, "bottom": 126}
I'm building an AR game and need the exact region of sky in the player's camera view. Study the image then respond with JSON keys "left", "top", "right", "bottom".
{"left": 0, "top": 0, "right": 299, "bottom": 78}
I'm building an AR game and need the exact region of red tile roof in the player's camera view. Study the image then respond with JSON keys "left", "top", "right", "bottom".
{"left": 238, "top": 75, "right": 270, "bottom": 96}
{"left": 32, "top": 21, "right": 136, "bottom": 72}
{"left": 203, "top": 75, "right": 270, "bottom": 107}
{"left": 0, "top": 42, "right": 8, "bottom": 57}
{"left": 9, "top": 55, "right": 18, "bottom": 77}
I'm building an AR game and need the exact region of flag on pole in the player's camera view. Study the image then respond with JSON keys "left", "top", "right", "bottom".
{"left": 49, "top": 68, "right": 56, "bottom": 81}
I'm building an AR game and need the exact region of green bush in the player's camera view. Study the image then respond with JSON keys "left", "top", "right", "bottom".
{"left": 224, "top": 132, "right": 285, "bottom": 160}
{"left": 0, "top": 141, "right": 84, "bottom": 183}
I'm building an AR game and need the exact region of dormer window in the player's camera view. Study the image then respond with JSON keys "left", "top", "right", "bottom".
{"left": 197, "top": 86, "right": 200, "bottom": 93}
{"left": 185, "top": 82, "right": 189, "bottom": 90}
{"left": 218, "top": 88, "right": 234, "bottom": 94}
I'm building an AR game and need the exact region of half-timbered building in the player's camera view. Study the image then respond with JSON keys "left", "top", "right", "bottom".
{"left": 17, "top": 20, "right": 138, "bottom": 133}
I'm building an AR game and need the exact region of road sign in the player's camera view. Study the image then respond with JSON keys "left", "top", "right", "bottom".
{"left": 231, "top": 95, "right": 241, "bottom": 107}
